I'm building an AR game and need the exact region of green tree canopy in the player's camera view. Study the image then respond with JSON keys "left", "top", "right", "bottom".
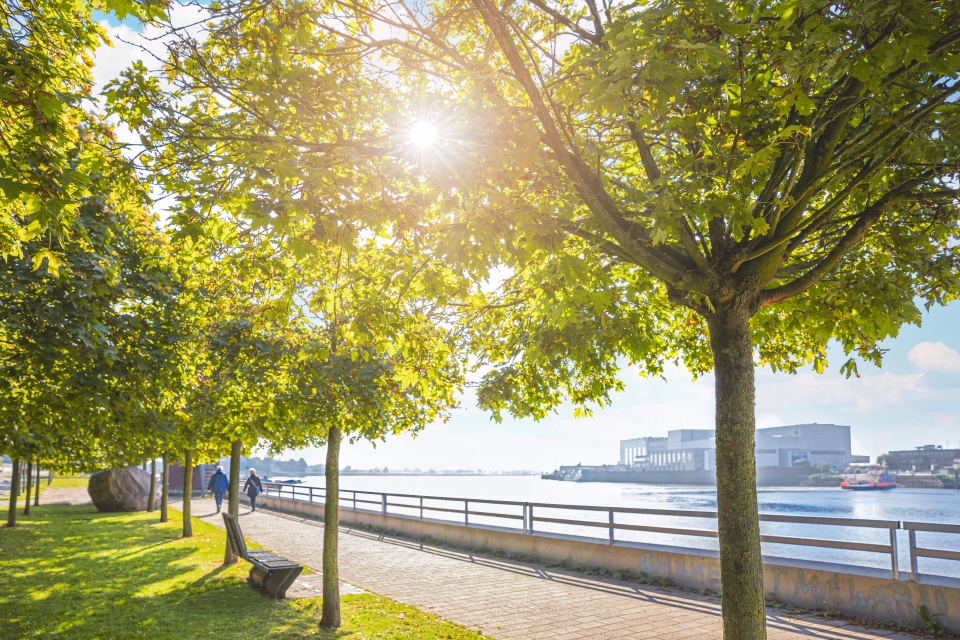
{"left": 0, "top": 0, "right": 165, "bottom": 261}
{"left": 328, "top": 2, "right": 960, "bottom": 638}
{"left": 108, "top": 1, "right": 960, "bottom": 636}
{"left": 0, "top": 117, "right": 180, "bottom": 473}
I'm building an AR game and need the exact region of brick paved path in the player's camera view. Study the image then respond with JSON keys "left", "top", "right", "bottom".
{"left": 185, "top": 498, "right": 917, "bottom": 640}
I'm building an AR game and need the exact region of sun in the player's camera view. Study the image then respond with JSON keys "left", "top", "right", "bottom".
{"left": 409, "top": 121, "right": 438, "bottom": 148}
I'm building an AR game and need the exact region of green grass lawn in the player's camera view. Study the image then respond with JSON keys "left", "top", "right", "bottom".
{"left": 43, "top": 474, "right": 92, "bottom": 489}
{"left": 0, "top": 501, "right": 488, "bottom": 639}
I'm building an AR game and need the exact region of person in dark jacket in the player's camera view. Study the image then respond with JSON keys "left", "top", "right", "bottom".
{"left": 207, "top": 466, "right": 230, "bottom": 513}
{"left": 243, "top": 468, "right": 263, "bottom": 512}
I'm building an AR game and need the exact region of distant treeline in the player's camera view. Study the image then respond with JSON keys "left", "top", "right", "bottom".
{"left": 242, "top": 456, "right": 325, "bottom": 476}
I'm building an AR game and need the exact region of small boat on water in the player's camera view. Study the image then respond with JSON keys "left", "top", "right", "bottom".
{"left": 840, "top": 463, "right": 897, "bottom": 490}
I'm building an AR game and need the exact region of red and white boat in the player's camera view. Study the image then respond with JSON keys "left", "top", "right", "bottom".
{"left": 840, "top": 463, "right": 897, "bottom": 490}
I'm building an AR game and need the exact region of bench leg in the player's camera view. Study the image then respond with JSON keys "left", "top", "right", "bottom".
{"left": 248, "top": 565, "right": 303, "bottom": 599}
{"left": 265, "top": 566, "right": 303, "bottom": 599}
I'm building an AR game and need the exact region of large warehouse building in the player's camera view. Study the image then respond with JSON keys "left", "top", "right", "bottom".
{"left": 619, "top": 423, "right": 852, "bottom": 472}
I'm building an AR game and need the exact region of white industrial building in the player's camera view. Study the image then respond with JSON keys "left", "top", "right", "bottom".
{"left": 619, "top": 424, "right": 852, "bottom": 472}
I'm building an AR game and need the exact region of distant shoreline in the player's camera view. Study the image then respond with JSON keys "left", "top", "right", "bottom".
{"left": 265, "top": 472, "right": 542, "bottom": 478}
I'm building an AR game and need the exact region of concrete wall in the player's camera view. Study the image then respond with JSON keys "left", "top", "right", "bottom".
{"left": 261, "top": 494, "right": 960, "bottom": 634}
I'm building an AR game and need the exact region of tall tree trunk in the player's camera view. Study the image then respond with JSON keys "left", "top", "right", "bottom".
{"left": 224, "top": 439, "right": 242, "bottom": 565}
{"left": 5, "top": 459, "right": 19, "bottom": 527}
{"left": 142, "top": 460, "right": 147, "bottom": 471}
{"left": 47, "top": 469, "right": 55, "bottom": 485}
{"left": 34, "top": 464, "right": 40, "bottom": 506}
{"left": 23, "top": 459, "right": 33, "bottom": 516}
{"left": 160, "top": 453, "right": 169, "bottom": 523}
{"left": 319, "top": 426, "right": 342, "bottom": 630}
{"left": 706, "top": 307, "right": 766, "bottom": 640}
{"left": 182, "top": 449, "right": 193, "bottom": 538}
{"left": 148, "top": 458, "right": 157, "bottom": 513}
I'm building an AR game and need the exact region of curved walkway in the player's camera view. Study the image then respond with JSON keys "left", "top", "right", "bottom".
{"left": 184, "top": 497, "right": 918, "bottom": 640}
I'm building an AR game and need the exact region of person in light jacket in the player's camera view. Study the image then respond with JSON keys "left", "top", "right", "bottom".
{"left": 243, "top": 468, "right": 263, "bottom": 512}
{"left": 207, "top": 466, "right": 229, "bottom": 513}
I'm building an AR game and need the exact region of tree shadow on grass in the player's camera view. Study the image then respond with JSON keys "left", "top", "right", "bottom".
{"left": 0, "top": 504, "right": 441, "bottom": 640}
{"left": 0, "top": 504, "right": 317, "bottom": 638}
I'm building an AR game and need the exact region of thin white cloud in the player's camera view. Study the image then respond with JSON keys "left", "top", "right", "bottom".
{"left": 908, "top": 341, "right": 960, "bottom": 373}
{"left": 93, "top": 4, "right": 210, "bottom": 97}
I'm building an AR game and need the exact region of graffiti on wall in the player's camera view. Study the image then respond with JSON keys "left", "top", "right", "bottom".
{"left": 638, "top": 552, "right": 722, "bottom": 591}
{"left": 636, "top": 552, "right": 953, "bottom": 628}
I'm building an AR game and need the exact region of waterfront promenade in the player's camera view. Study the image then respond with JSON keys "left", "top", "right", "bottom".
{"left": 182, "top": 497, "right": 920, "bottom": 640}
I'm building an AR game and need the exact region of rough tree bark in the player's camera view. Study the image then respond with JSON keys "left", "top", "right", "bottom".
{"left": 224, "top": 439, "right": 242, "bottom": 565}
{"left": 34, "top": 464, "right": 40, "bottom": 506}
{"left": 5, "top": 460, "right": 19, "bottom": 527}
{"left": 706, "top": 305, "right": 766, "bottom": 640}
{"left": 23, "top": 459, "right": 33, "bottom": 516}
{"left": 160, "top": 452, "right": 169, "bottom": 523}
{"left": 319, "top": 425, "right": 342, "bottom": 630}
{"left": 148, "top": 458, "right": 157, "bottom": 513}
{"left": 182, "top": 449, "right": 193, "bottom": 537}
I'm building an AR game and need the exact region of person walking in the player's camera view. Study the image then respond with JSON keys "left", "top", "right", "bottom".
{"left": 243, "top": 468, "right": 263, "bottom": 512}
{"left": 207, "top": 465, "right": 229, "bottom": 513}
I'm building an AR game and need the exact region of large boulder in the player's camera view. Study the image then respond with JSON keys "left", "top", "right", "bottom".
{"left": 88, "top": 467, "right": 158, "bottom": 512}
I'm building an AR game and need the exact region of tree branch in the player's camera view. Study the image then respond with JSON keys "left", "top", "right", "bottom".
{"left": 471, "top": 0, "right": 706, "bottom": 292}
{"left": 526, "top": 0, "right": 599, "bottom": 44}
{"left": 759, "top": 176, "right": 928, "bottom": 307}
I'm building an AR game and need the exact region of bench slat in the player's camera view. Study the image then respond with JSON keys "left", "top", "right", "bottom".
{"left": 222, "top": 513, "right": 249, "bottom": 560}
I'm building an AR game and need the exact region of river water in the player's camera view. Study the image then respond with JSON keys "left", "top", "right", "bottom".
{"left": 274, "top": 474, "right": 960, "bottom": 579}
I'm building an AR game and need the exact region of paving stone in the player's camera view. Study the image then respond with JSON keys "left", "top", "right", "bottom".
{"left": 166, "top": 497, "right": 923, "bottom": 640}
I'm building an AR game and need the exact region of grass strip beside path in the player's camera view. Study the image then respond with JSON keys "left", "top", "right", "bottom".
{"left": 42, "top": 474, "right": 91, "bottom": 489}
{"left": 0, "top": 501, "right": 489, "bottom": 639}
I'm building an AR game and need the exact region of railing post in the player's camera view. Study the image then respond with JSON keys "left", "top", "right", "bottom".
{"left": 529, "top": 505, "right": 534, "bottom": 533}
{"left": 609, "top": 510, "right": 615, "bottom": 544}
{"left": 464, "top": 500, "right": 469, "bottom": 526}
{"left": 353, "top": 491, "right": 356, "bottom": 511}
{"left": 909, "top": 528, "right": 919, "bottom": 580}
{"left": 309, "top": 486, "right": 314, "bottom": 504}
{"left": 419, "top": 497, "right": 424, "bottom": 520}
{"left": 381, "top": 494, "right": 387, "bottom": 515}
{"left": 889, "top": 527, "right": 899, "bottom": 579}
{"left": 523, "top": 503, "right": 529, "bottom": 534}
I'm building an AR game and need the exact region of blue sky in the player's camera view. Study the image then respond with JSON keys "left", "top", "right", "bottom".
{"left": 92, "top": 10, "right": 960, "bottom": 472}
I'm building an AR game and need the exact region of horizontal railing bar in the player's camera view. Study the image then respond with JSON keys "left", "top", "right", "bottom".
{"left": 532, "top": 516, "right": 615, "bottom": 529}
{"left": 266, "top": 485, "right": 901, "bottom": 529}
{"left": 902, "top": 521, "right": 960, "bottom": 534}
{"left": 337, "top": 489, "right": 527, "bottom": 506}
{"left": 410, "top": 505, "right": 469, "bottom": 516}
{"left": 602, "top": 521, "right": 720, "bottom": 538}
{"left": 532, "top": 516, "right": 717, "bottom": 539}
{"left": 759, "top": 514, "right": 900, "bottom": 529}
{"left": 461, "top": 510, "right": 524, "bottom": 521}
{"left": 760, "top": 535, "right": 890, "bottom": 554}
{"left": 528, "top": 502, "right": 719, "bottom": 518}
{"left": 913, "top": 548, "right": 960, "bottom": 562}
{"left": 347, "top": 498, "right": 381, "bottom": 507}
{"left": 383, "top": 503, "right": 521, "bottom": 520}
{"left": 262, "top": 483, "right": 959, "bottom": 565}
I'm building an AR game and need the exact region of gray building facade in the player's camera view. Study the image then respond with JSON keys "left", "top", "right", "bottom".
{"left": 620, "top": 423, "right": 852, "bottom": 471}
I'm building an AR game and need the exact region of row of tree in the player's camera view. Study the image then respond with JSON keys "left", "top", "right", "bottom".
{"left": 242, "top": 456, "right": 325, "bottom": 476}
{"left": 2, "top": 0, "right": 958, "bottom": 638}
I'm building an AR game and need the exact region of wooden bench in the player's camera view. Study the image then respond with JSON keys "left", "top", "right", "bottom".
{"left": 222, "top": 513, "right": 303, "bottom": 599}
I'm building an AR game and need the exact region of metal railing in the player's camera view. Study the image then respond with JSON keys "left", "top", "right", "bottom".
{"left": 903, "top": 521, "right": 960, "bottom": 580}
{"left": 261, "top": 482, "right": 959, "bottom": 580}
